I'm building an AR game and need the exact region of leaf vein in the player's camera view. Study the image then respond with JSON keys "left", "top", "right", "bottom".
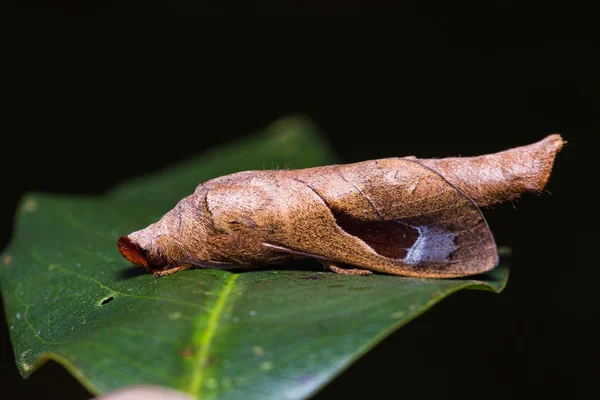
{"left": 14, "top": 284, "right": 63, "bottom": 346}
{"left": 32, "top": 247, "right": 205, "bottom": 309}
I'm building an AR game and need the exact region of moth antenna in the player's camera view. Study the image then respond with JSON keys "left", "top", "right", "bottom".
{"left": 417, "top": 134, "right": 565, "bottom": 207}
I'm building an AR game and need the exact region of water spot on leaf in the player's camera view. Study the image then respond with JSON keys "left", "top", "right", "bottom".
{"left": 206, "top": 378, "right": 218, "bottom": 389}
{"left": 16, "top": 312, "right": 21, "bottom": 320}
{"left": 260, "top": 361, "right": 273, "bottom": 371}
{"left": 169, "top": 312, "right": 182, "bottom": 320}
{"left": 248, "top": 310, "right": 257, "bottom": 317}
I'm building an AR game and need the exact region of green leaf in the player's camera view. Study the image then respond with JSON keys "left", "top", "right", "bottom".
{"left": 1, "top": 116, "right": 509, "bottom": 400}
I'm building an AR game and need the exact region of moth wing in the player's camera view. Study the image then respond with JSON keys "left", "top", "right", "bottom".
{"left": 265, "top": 159, "right": 498, "bottom": 278}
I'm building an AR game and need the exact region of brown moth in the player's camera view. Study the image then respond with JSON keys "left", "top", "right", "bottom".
{"left": 118, "top": 134, "right": 564, "bottom": 278}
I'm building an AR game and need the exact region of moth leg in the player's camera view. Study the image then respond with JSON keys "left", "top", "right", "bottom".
{"left": 320, "top": 260, "right": 373, "bottom": 276}
{"left": 153, "top": 264, "right": 193, "bottom": 278}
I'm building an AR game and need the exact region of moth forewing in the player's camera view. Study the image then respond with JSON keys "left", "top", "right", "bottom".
{"left": 266, "top": 159, "right": 497, "bottom": 278}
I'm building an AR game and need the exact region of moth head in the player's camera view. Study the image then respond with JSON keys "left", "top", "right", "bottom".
{"left": 117, "top": 194, "right": 215, "bottom": 272}
{"left": 117, "top": 235, "right": 167, "bottom": 271}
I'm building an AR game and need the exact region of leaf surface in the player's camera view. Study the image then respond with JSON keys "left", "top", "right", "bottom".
{"left": 0, "top": 116, "right": 508, "bottom": 399}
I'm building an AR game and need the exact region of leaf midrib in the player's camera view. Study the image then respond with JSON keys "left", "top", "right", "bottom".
{"left": 188, "top": 274, "right": 238, "bottom": 398}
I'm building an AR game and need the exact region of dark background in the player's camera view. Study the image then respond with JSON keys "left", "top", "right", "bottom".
{"left": 2, "top": 7, "right": 594, "bottom": 400}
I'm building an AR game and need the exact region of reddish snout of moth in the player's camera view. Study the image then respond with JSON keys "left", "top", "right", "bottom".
{"left": 118, "top": 134, "right": 564, "bottom": 278}
{"left": 117, "top": 236, "right": 167, "bottom": 269}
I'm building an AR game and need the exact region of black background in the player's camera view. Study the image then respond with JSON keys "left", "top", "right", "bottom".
{"left": 2, "top": 6, "right": 594, "bottom": 400}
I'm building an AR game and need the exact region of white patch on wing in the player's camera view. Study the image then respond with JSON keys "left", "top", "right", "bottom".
{"left": 403, "top": 226, "right": 457, "bottom": 265}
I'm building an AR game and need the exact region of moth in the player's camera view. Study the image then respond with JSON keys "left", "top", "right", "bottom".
{"left": 118, "top": 134, "right": 564, "bottom": 278}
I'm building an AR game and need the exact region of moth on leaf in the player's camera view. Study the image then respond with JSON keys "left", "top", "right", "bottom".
{"left": 118, "top": 134, "right": 564, "bottom": 278}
